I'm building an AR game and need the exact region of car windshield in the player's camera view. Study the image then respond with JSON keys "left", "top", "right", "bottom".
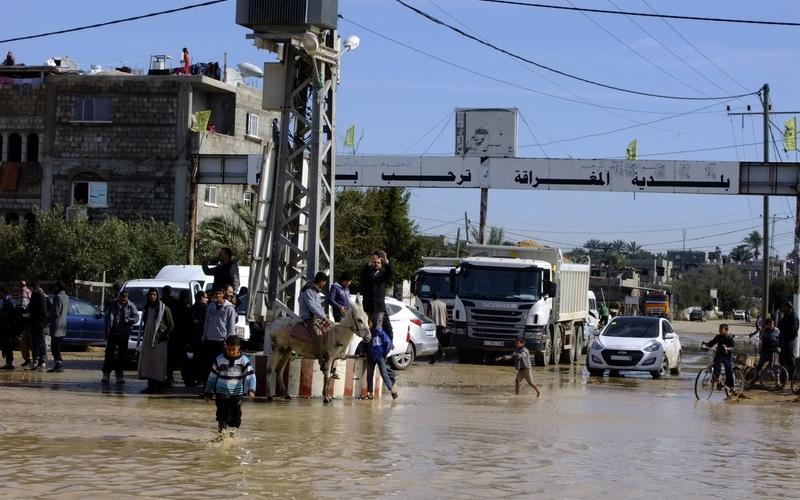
{"left": 602, "top": 317, "right": 660, "bottom": 338}
{"left": 416, "top": 272, "right": 454, "bottom": 299}
{"left": 457, "top": 265, "right": 541, "bottom": 301}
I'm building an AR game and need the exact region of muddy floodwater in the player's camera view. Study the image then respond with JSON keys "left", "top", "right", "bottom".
{"left": 0, "top": 320, "right": 798, "bottom": 499}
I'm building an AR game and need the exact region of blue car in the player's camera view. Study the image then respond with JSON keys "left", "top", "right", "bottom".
{"left": 62, "top": 297, "right": 106, "bottom": 347}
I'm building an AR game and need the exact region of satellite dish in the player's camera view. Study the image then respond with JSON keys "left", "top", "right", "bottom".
{"left": 344, "top": 35, "right": 360, "bottom": 52}
{"left": 237, "top": 62, "right": 263, "bottom": 78}
{"left": 46, "top": 56, "right": 80, "bottom": 71}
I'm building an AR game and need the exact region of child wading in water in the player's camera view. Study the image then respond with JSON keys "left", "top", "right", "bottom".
{"left": 204, "top": 335, "right": 256, "bottom": 435}
{"left": 495, "top": 338, "right": 542, "bottom": 397}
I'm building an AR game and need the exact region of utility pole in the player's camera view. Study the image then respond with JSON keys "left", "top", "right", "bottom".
{"left": 762, "top": 84, "right": 770, "bottom": 320}
{"left": 728, "top": 84, "right": 772, "bottom": 320}
{"left": 682, "top": 229, "right": 686, "bottom": 251}
{"left": 479, "top": 188, "right": 488, "bottom": 244}
{"left": 464, "top": 212, "right": 470, "bottom": 245}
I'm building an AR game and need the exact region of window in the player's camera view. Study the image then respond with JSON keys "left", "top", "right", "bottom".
{"left": 246, "top": 112, "right": 260, "bottom": 138}
{"left": 204, "top": 185, "right": 218, "bottom": 205}
{"left": 72, "top": 181, "right": 108, "bottom": 207}
{"left": 72, "top": 96, "right": 112, "bottom": 122}
{"left": 242, "top": 191, "right": 252, "bottom": 208}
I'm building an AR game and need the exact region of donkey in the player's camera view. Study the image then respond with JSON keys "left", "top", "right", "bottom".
{"left": 266, "top": 301, "right": 371, "bottom": 403}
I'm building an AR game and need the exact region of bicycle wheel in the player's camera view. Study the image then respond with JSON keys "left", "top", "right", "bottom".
{"left": 732, "top": 367, "right": 745, "bottom": 395}
{"left": 792, "top": 366, "right": 800, "bottom": 395}
{"left": 742, "top": 367, "right": 757, "bottom": 391}
{"left": 760, "top": 366, "right": 788, "bottom": 391}
{"left": 695, "top": 369, "right": 715, "bottom": 400}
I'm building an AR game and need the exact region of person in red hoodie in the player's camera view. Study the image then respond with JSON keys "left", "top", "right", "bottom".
{"left": 180, "top": 47, "right": 191, "bottom": 75}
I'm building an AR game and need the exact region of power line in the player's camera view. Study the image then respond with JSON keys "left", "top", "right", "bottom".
{"left": 422, "top": 0, "right": 717, "bottom": 143}
{"left": 607, "top": 0, "right": 736, "bottom": 97}
{"left": 520, "top": 98, "right": 732, "bottom": 148}
{"left": 640, "top": 0, "right": 751, "bottom": 93}
{"left": 339, "top": 15, "right": 747, "bottom": 116}
{"left": 0, "top": 0, "right": 228, "bottom": 44}
{"left": 393, "top": 0, "right": 758, "bottom": 101}
{"left": 568, "top": 0, "right": 712, "bottom": 97}
{"left": 471, "top": 0, "right": 800, "bottom": 28}
{"left": 402, "top": 110, "right": 454, "bottom": 154}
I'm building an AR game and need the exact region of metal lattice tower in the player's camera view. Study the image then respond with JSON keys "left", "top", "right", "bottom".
{"left": 249, "top": 31, "right": 338, "bottom": 321}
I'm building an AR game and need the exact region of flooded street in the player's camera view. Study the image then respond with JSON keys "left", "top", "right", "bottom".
{"left": 1, "top": 320, "right": 798, "bottom": 499}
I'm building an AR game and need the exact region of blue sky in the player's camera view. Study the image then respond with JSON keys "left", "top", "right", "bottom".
{"left": 4, "top": 0, "right": 800, "bottom": 257}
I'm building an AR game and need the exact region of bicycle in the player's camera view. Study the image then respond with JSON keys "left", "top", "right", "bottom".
{"left": 756, "top": 351, "right": 789, "bottom": 392}
{"left": 695, "top": 346, "right": 741, "bottom": 400}
{"left": 791, "top": 359, "right": 800, "bottom": 395}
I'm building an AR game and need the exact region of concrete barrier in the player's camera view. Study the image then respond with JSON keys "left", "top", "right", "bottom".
{"left": 253, "top": 355, "right": 384, "bottom": 399}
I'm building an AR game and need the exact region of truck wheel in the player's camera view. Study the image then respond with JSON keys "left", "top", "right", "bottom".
{"left": 573, "top": 325, "right": 584, "bottom": 363}
{"left": 551, "top": 327, "right": 562, "bottom": 365}
{"left": 534, "top": 335, "right": 551, "bottom": 367}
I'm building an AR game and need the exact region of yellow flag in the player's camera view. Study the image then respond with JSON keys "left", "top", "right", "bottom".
{"left": 344, "top": 124, "right": 355, "bottom": 147}
{"left": 626, "top": 139, "right": 637, "bottom": 160}
{"left": 784, "top": 117, "right": 796, "bottom": 152}
{"left": 191, "top": 110, "right": 211, "bottom": 132}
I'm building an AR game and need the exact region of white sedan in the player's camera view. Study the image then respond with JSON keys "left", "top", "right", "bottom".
{"left": 346, "top": 297, "right": 439, "bottom": 370}
{"left": 586, "top": 316, "right": 682, "bottom": 379}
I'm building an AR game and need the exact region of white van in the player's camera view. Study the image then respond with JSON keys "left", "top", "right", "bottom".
{"left": 121, "top": 277, "right": 252, "bottom": 357}
{"left": 154, "top": 265, "right": 250, "bottom": 295}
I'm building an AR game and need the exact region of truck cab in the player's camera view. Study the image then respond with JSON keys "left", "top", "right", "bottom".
{"left": 450, "top": 257, "right": 552, "bottom": 362}
{"left": 450, "top": 244, "right": 589, "bottom": 366}
{"left": 412, "top": 266, "right": 456, "bottom": 319}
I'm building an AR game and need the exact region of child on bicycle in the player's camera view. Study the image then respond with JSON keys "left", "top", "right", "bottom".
{"left": 701, "top": 323, "right": 735, "bottom": 391}
{"left": 754, "top": 317, "right": 781, "bottom": 375}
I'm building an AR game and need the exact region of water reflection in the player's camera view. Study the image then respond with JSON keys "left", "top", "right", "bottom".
{"left": 0, "top": 358, "right": 798, "bottom": 498}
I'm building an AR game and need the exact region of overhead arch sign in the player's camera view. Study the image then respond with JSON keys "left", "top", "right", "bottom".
{"left": 335, "top": 155, "right": 740, "bottom": 195}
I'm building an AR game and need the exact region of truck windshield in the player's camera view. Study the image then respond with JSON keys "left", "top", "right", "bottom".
{"left": 416, "top": 273, "right": 454, "bottom": 299}
{"left": 457, "top": 265, "right": 541, "bottom": 301}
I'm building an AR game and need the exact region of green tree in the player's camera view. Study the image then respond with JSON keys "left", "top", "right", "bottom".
{"left": 625, "top": 241, "right": 643, "bottom": 257}
{"left": 195, "top": 203, "right": 255, "bottom": 265}
{"left": 730, "top": 244, "right": 753, "bottom": 263}
{"left": 334, "top": 187, "right": 423, "bottom": 285}
{"left": 744, "top": 231, "right": 763, "bottom": 260}
{"left": 672, "top": 265, "right": 754, "bottom": 311}
{"left": 0, "top": 223, "right": 27, "bottom": 280}
{"left": 469, "top": 225, "right": 506, "bottom": 245}
{"left": 10, "top": 207, "right": 185, "bottom": 285}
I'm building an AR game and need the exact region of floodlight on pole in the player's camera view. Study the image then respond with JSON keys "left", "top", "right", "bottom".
{"left": 343, "top": 35, "right": 360, "bottom": 52}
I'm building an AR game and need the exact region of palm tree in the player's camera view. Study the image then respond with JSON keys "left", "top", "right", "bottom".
{"left": 730, "top": 244, "right": 753, "bottom": 263}
{"left": 609, "top": 239, "right": 627, "bottom": 255}
{"left": 584, "top": 239, "right": 604, "bottom": 252}
{"left": 625, "top": 241, "right": 643, "bottom": 257}
{"left": 470, "top": 225, "right": 505, "bottom": 245}
{"left": 195, "top": 203, "right": 255, "bottom": 265}
{"left": 743, "top": 231, "right": 763, "bottom": 260}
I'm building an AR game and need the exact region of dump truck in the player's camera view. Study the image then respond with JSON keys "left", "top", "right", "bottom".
{"left": 450, "top": 244, "right": 590, "bottom": 365}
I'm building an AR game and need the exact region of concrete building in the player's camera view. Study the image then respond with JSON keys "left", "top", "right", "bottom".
{"left": 666, "top": 250, "right": 707, "bottom": 272}
{"left": 590, "top": 265, "right": 642, "bottom": 314}
{"left": 0, "top": 63, "right": 271, "bottom": 233}
{"left": 629, "top": 257, "right": 673, "bottom": 287}
{"left": 741, "top": 258, "right": 788, "bottom": 288}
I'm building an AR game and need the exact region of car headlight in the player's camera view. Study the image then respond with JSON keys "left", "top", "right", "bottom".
{"left": 644, "top": 342, "right": 660, "bottom": 352}
{"left": 590, "top": 340, "right": 603, "bottom": 351}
